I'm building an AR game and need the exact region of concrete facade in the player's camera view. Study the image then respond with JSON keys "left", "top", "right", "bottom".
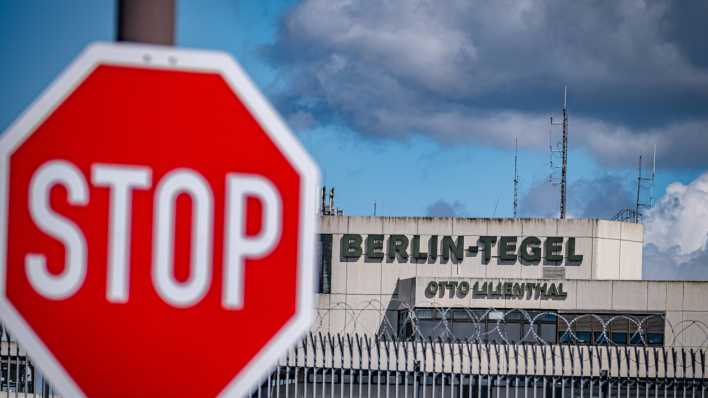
{"left": 314, "top": 216, "right": 708, "bottom": 347}
{"left": 321, "top": 216, "right": 643, "bottom": 285}
{"left": 397, "top": 277, "right": 708, "bottom": 346}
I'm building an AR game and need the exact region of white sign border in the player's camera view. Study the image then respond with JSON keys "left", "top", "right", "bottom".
{"left": 0, "top": 42, "right": 320, "bottom": 397}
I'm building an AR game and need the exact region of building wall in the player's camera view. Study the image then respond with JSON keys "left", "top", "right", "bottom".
{"left": 321, "top": 216, "right": 643, "bottom": 286}
{"left": 313, "top": 216, "right": 707, "bottom": 347}
{"left": 399, "top": 277, "right": 708, "bottom": 347}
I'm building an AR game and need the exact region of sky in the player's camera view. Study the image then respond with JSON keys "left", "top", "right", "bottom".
{"left": 1, "top": 1, "right": 707, "bottom": 279}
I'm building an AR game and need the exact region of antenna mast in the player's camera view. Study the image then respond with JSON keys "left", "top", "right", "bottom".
{"left": 635, "top": 155, "right": 643, "bottom": 223}
{"left": 513, "top": 137, "right": 519, "bottom": 218}
{"left": 560, "top": 86, "right": 568, "bottom": 219}
{"left": 634, "top": 149, "right": 656, "bottom": 223}
{"left": 320, "top": 185, "right": 344, "bottom": 216}
{"left": 550, "top": 85, "right": 569, "bottom": 219}
{"left": 612, "top": 147, "right": 657, "bottom": 223}
{"left": 651, "top": 144, "right": 656, "bottom": 206}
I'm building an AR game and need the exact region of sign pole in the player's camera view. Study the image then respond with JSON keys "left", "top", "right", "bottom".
{"left": 116, "top": 0, "right": 175, "bottom": 45}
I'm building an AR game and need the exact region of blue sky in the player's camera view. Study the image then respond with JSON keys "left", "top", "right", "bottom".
{"left": 1, "top": 1, "right": 706, "bottom": 219}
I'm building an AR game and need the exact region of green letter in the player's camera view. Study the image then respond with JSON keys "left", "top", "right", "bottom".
{"left": 498, "top": 236, "right": 517, "bottom": 262}
{"left": 472, "top": 281, "right": 486, "bottom": 297}
{"left": 341, "top": 234, "right": 362, "bottom": 259}
{"left": 538, "top": 283, "right": 548, "bottom": 298}
{"left": 429, "top": 235, "right": 438, "bottom": 260}
{"left": 365, "top": 234, "right": 384, "bottom": 260}
{"left": 544, "top": 237, "right": 563, "bottom": 262}
{"left": 411, "top": 235, "right": 428, "bottom": 260}
{"left": 556, "top": 283, "right": 568, "bottom": 298}
{"left": 387, "top": 235, "right": 409, "bottom": 261}
{"left": 519, "top": 237, "right": 542, "bottom": 263}
{"left": 458, "top": 281, "right": 470, "bottom": 298}
{"left": 478, "top": 236, "right": 497, "bottom": 263}
{"left": 502, "top": 282, "right": 513, "bottom": 296}
{"left": 547, "top": 283, "right": 558, "bottom": 298}
{"left": 442, "top": 236, "right": 464, "bottom": 262}
{"left": 566, "top": 237, "right": 583, "bottom": 263}
{"left": 425, "top": 281, "right": 438, "bottom": 298}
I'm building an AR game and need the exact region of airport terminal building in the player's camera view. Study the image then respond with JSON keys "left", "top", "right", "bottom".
{"left": 313, "top": 216, "right": 708, "bottom": 347}
{"left": 5, "top": 215, "right": 708, "bottom": 396}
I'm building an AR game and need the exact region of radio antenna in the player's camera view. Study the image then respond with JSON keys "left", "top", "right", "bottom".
{"left": 634, "top": 148, "right": 656, "bottom": 223}
{"left": 513, "top": 137, "right": 519, "bottom": 218}
{"left": 651, "top": 144, "right": 656, "bottom": 206}
{"left": 549, "top": 85, "right": 569, "bottom": 219}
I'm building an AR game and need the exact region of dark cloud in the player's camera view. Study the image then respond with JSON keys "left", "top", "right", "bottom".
{"left": 426, "top": 199, "right": 466, "bottom": 217}
{"left": 570, "top": 175, "right": 636, "bottom": 219}
{"left": 661, "top": 1, "right": 708, "bottom": 69}
{"left": 518, "top": 179, "right": 559, "bottom": 218}
{"left": 519, "top": 175, "right": 634, "bottom": 218}
{"left": 643, "top": 244, "right": 708, "bottom": 280}
{"left": 268, "top": 0, "right": 708, "bottom": 168}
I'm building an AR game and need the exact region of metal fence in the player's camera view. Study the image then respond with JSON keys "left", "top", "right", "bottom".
{"left": 2, "top": 328, "right": 707, "bottom": 397}
{"left": 249, "top": 333, "right": 707, "bottom": 398}
{"left": 1, "top": 325, "right": 57, "bottom": 397}
{"left": 314, "top": 302, "right": 708, "bottom": 347}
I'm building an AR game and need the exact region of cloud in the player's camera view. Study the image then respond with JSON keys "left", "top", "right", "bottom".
{"left": 269, "top": 0, "right": 708, "bottom": 168}
{"left": 285, "top": 110, "right": 317, "bottom": 131}
{"left": 644, "top": 173, "right": 708, "bottom": 254}
{"left": 519, "top": 174, "right": 634, "bottom": 218}
{"left": 642, "top": 244, "right": 708, "bottom": 280}
{"left": 518, "top": 179, "right": 559, "bottom": 218}
{"left": 427, "top": 199, "right": 466, "bottom": 217}
{"left": 642, "top": 172, "right": 708, "bottom": 279}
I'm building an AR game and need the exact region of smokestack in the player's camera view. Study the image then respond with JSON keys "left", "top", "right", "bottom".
{"left": 329, "top": 188, "right": 335, "bottom": 214}
{"left": 321, "top": 186, "right": 326, "bottom": 215}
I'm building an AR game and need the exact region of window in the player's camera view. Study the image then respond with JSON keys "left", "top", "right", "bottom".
{"left": 399, "top": 308, "right": 665, "bottom": 346}
{"left": 557, "top": 313, "right": 664, "bottom": 346}
{"left": 317, "top": 234, "right": 332, "bottom": 294}
{"left": 647, "top": 333, "right": 664, "bottom": 345}
{"left": 575, "top": 331, "right": 592, "bottom": 344}
{"left": 400, "top": 308, "right": 558, "bottom": 343}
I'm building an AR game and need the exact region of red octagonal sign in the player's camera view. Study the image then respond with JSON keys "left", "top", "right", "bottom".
{"left": 0, "top": 43, "right": 319, "bottom": 397}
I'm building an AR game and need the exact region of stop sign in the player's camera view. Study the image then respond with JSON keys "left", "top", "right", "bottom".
{"left": 0, "top": 43, "right": 319, "bottom": 397}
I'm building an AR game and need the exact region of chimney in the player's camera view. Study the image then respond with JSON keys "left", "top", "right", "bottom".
{"left": 321, "top": 186, "right": 326, "bottom": 215}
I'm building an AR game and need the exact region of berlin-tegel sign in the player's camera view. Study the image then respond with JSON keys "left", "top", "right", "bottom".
{"left": 0, "top": 43, "right": 319, "bottom": 397}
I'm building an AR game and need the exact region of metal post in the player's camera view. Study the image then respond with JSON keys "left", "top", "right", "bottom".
{"left": 513, "top": 138, "right": 519, "bottom": 218}
{"left": 636, "top": 156, "right": 643, "bottom": 223}
{"left": 559, "top": 85, "right": 568, "bottom": 219}
{"left": 116, "top": 0, "right": 175, "bottom": 45}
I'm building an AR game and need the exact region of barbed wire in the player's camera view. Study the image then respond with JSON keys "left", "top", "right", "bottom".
{"left": 314, "top": 298, "right": 708, "bottom": 348}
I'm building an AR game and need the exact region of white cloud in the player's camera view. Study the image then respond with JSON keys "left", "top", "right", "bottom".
{"left": 645, "top": 173, "right": 708, "bottom": 254}
{"left": 643, "top": 172, "right": 708, "bottom": 279}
